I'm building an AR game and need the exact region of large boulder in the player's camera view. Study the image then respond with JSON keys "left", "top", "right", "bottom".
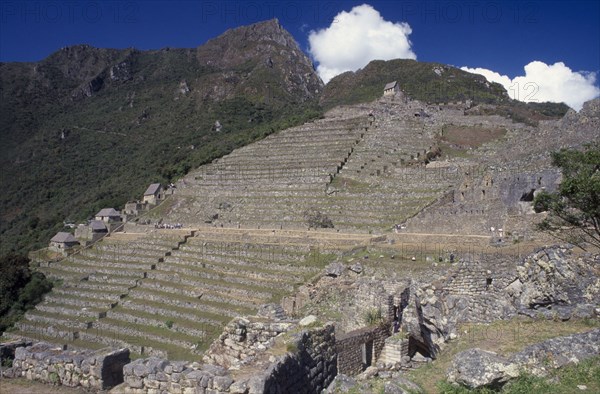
{"left": 384, "top": 376, "right": 423, "bottom": 393}
{"left": 446, "top": 349, "right": 519, "bottom": 389}
{"left": 510, "top": 247, "right": 600, "bottom": 313}
{"left": 400, "top": 283, "right": 455, "bottom": 358}
{"left": 325, "top": 374, "right": 358, "bottom": 393}
{"left": 325, "top": 262, "right": 345, "bottom": 277}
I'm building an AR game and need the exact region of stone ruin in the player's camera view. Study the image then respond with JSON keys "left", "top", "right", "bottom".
{"left": 2, "top": 244, "right": 599, "bottom": 393}
{"left": 2, "top": 342, "right": 130, "bottom": 390}
{"left": 3, "top": 91, "right": 599, "bottom": 392}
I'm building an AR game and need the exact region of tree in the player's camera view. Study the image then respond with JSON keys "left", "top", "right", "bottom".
{"left": 533, "top": 143, "right": 600, "bottom": 249}
{"left": 0, "top": 254, "right": 53, "bottom": 333}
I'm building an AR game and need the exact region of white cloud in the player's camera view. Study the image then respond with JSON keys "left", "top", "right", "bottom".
{"left": 461, "top": 61, "right": 600, "bottom": 111}
{"left": 308, "top": 4, "right": 416, "bottom": 83}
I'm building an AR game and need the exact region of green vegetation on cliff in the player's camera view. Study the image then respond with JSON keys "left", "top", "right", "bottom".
{"left": 0, "top": 20, "right": 323, "bottom": 254}
{"left": 320, "top": 59, "right": 569, "bottom": 125}
{"left": 0, "top": 254, "right": 53, "bottom": 334}
{"left": 320, "top": 59, "right": 509, "bottom": 108}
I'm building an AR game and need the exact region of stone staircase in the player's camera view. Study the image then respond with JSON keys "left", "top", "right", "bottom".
{"left": 378, "top": 336, "right": 408, "bottom": 364}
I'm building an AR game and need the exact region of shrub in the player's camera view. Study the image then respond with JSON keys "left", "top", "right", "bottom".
{"left": 364, "top": 308, "right": 384, "bottom": 325}
{"left": 304, "top": 208, "right": 334, "bottom": 229}
{"left": 286, "top": 342, "right": 299, "bottom": 353}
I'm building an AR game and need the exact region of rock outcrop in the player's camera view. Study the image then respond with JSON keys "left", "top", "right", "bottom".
{"left": 509, "top": 246, "right": 600, "bottom": 318}
{"left": 447, "top": 328, "right": 600, "bottom": 389}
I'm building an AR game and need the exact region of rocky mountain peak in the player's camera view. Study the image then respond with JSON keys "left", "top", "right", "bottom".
{"left": 196, "top": 18, "right": 323, "bottom": 101}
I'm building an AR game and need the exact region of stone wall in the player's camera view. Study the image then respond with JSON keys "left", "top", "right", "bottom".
{"left": 258, "top": 323, "right": 337, "bottom": 394}
{"left": 3, "top": 342, "right": 130, "bottom": 390}
{"left": 203, "top": 316, "right": 293, "bottom": 369}
{"left": 0, "top": 340, "right": 32, "bottom": 363}
{"left": 122, "top": 358, "right": 236, "bottom": 394}
{"left": 336, "top": 324, "right": 389, "bottom": 376}
{"left": 120, "top": 323, "right": 337, "bottom": 394}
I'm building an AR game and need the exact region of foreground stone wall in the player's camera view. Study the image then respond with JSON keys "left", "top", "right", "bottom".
{"left": 3, "top": 342, "right": 130, "bottom": 390}
{"left": 119, "top": 323, "right": 337, "bottom": 394}
{"left": 260, "top": 323, "right": 337, "bottom": 394}
{"left": 122, "top": 358, "right": 235, "bottom": 394}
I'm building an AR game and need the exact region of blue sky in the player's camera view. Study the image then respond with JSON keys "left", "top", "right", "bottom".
{"left": 1, "top": 0, "right": 599, "bottom": 108}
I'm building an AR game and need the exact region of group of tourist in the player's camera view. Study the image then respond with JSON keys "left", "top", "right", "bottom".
{"left": 154, "top": 223, "right": 183, "bottom": 229}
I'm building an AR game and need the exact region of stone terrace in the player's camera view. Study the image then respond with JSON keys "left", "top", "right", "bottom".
{"left": 165, "top": 102, "right": 466, "bottom": 232}
{"left": 6, "top": 228, "right": 369, "bottom": 361}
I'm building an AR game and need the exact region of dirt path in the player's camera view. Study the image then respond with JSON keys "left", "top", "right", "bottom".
{"left": 0, "top": 378, "right": 97, "bottom": 394}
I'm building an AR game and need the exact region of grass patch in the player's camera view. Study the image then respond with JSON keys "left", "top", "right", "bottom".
{"left": 440, "top": 125, "right": 507, "bottom": 149}
{"left": 329, "top": 176, "right": 372, "bottom": 192}
{"left": 364, "top": 308, "right": 384, "bottom": 325}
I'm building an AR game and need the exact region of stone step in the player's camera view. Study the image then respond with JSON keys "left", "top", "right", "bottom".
{"left": 76, "top": 251, "right": 161, "bottom": 264}
{"left": 119, "top": 299, "right": 228, "bottom": 326}
{"left": 171, "top": 246, "right": 307, "bottom": 263}
{"left": 153, "top": 262, "right": 295, "bottom": 292}
{"left": 15, "top": 321, "right": 79, "bottom": 341}
{"left": 52, "top": 262, "right": 150, "bottom": 278}
{"left": 184, "top": 238, "right": 311, "bottom": 251}
{"left": 52, "top": 287, "right": 126, "bottom": 302}
{"left": 44, "top": 293, "right": 116, "bottom": 310}
{"left": 143, "top": 271, "right": 273, "bottom": 302}
{"left": 160, "top": 258, "right": 306, "bottom": 284}
{"left": 90, "top": 318, "right": 203, "bottom": 354}
{"left": 70, "top": 281, "right": 131, "bottom": 293}
{"left": 36, "top": 302, "right": 107, "bottom": 319}
{"left": 105, "top": 309, "right": 209, "bottom": 338}
{"left": 67, "top": 255, "right": 157, "bottom": 270}
{"left": 138, "top": 280, "right": 260, "bottom": 310}
{"left": 167, "top": 253, "right": 316, "bottom": 275}
{"left": 76, "top": 330, "right": 157, "bottom": 359}
{"left": 37, "top": 266, "right": 86, "bottom": 282}
{"left": 87, "top": 273, "right": 142, "bottom": 286}
{"left": 23, "top": 310, "right": 93, "bottom": 330}
{"left": 126, "top": 288, "right": 250, "bottom": 318}
{"left": 2, "top": 330, "right": 108, "bottom": 352}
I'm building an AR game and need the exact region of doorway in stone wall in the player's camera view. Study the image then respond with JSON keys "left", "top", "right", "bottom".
{"left": 408, "top": 336, "right": 432, "bottom": 359}
{"left": 361, "top": 340, "right": 373, "bottom": 369}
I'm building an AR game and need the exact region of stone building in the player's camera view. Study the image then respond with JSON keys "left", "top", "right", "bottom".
{"left": 74, "top": 220, "right": 108, "bottom": 245}
{"left": 124, "top": 201, "right": 144, "bottom": 216}
{"left": 143, "top": 183, "right": 163, "bottom": 205}
{"left": 383, "top": 81, "right": 399, "bottom": 96}
{"left": 49, "top": 232, "right": 79, "bottom": 252}
{"left": 90, "top": 220, "right": 108, "bottom": 237}
{"left": 95, "top": 208, "right": 122, "bottom": 223}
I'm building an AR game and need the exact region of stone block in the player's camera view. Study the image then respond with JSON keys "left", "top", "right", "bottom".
{"left": 126, "top": 375, "right": 144, "bottom": 389}
{"left": 212, "top": 375, "right": 234, "bottom": 391}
